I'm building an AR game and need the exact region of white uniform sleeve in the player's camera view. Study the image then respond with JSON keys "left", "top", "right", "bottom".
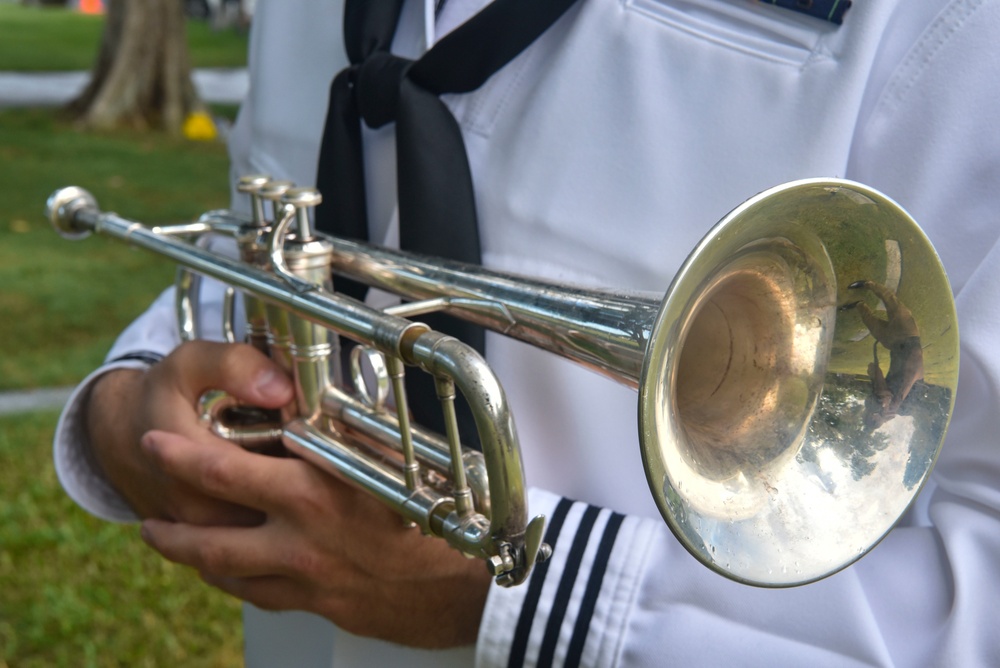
{"left": 477, "top": 3, "right": 1000, "bottom": 665}
{"left": 52, "top": 287, "right": 178, "bottom": 523}
{"left": 53, "top": 266, "right": 233, "bottom": 523}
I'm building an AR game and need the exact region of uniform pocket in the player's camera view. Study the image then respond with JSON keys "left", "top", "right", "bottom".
{"left": 625, "top": 0, "right": 837, "bottom": 66}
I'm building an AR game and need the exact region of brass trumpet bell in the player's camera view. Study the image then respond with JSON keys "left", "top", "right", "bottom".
{"left": 641, "top": 180, "right": 958, "bottom": 586}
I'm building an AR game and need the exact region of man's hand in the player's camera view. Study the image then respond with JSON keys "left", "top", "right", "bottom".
{"left": 137, "top": 430, "right": 493, "bottom": 648}
{"left": 85, "top": 341, "right": 295, "bottom": 525}
{"left": 87, "top": 340, "right": 491, "bottom": 647}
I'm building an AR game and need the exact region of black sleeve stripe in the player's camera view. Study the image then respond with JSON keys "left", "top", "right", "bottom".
{"left": 106, "top": 351, "right": 164, "bottom": 366}
{"left": 537, "top": 504, "right": 601, "bottom": 667}
{"left": 564, "top": 511, "right": 625, "bottom": 667}
{"left": 508, "top": 496, "right": 575, "bottom": 668}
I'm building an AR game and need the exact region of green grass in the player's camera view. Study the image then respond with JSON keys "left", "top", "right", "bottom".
{"left": 0, "top": 9, "right": 251, "bottom": 662}
{"left": 0, "top": 4, "right": 248, "bottom": 72}
{"left": 185, "top": 14, "right": 251, "bottom": 70}
{"left": 0, "top": 106, "right": 245, "bottom": 665}
{"left": 0, "top": 107, "right": 234, "bottom": 391}
{"left": 0, "top": 412, "right": 243, "bottom": 667}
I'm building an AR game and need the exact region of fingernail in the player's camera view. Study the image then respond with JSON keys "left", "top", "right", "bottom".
{"left": 254, "top": 367, "right": 291, "bottom": 402}
{"left": 140, "top": 432, "right": 158, "bottom": 454}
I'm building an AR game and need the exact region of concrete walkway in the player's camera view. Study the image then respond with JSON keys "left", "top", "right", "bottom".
{"left": 0, "top": 386, "right": 77, "bottom": 416}
{"left": 0, "top": 67, "right": 249, "bottom": 107}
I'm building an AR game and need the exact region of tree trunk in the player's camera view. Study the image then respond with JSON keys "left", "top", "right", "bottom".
{"left": 68, "top": 0, "right": 204, "bottom": 134}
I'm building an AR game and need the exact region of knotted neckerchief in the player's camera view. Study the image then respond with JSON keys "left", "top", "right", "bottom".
{"left": 314, "top": 0, "right": 579, "bottom": 442}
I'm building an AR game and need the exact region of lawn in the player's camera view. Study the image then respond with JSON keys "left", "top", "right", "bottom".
{"left": 0, "top": 4, "right": 249, "bottom": 71}
{"left": 0, "top": 107, "right": 231, "bottom": 391}
{"left": 0, "top": 412, "right": 243, "bottom": 667}
{"left": 0, "top": 3, "right": 247, "bottom": 391}
{"left": 1, "top": 22, "right": 247, "bottom": 657}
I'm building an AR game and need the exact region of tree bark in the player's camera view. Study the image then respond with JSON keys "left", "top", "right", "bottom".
{"left": 68, "top": 0, "right": 205, "bottom": 134}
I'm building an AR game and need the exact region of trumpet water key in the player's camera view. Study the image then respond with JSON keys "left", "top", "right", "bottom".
{"left": 46, "top": 178, "right": 960, "bottom": 587}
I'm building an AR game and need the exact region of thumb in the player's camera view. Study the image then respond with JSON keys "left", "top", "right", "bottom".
{"left": 245, "top": 365, "right": 296, "bottom": 408}
{"left": 167, "top": 341, "right": 295, "bottom": 409}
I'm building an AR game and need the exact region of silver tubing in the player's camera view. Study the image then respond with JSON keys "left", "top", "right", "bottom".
{"left": 47, "top": 187, "right": 540, "bottom": 586}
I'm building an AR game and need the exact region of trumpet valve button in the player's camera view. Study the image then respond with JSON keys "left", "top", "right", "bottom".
{"left": 259, "top": 180, "right": 295, "bottom": 202}
{"left": 283, "top": 187, "right": 323, "bottom": 209}
{"left": 283, "top": 187, "right": 323, "bottom": 240}
{"left": 237, "top": 174, "right": 271, "bottom": 194}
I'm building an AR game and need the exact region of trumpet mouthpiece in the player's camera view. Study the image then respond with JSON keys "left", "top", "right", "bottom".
{"left": 46, "top": 186, "right": 98, "bottom": 239}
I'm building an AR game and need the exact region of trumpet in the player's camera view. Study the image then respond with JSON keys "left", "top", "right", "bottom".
{"left": 46, "top": 178, "right": 959, "bottom": 588}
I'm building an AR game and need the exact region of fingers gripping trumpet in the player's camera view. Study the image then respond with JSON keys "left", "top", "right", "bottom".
{"left": 47, "top": 177, "right": 959, "bottom": 588}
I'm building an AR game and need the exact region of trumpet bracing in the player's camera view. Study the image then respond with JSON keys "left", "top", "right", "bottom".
{"left": 46, "top": 178, "right": 959, "bottom": 587}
